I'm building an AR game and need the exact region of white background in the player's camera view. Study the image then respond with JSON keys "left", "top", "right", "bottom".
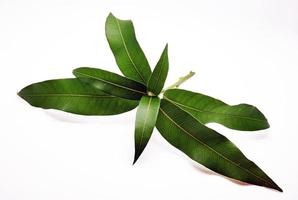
{"left": 0, "top": 0, "right": 297, "bottom": 199}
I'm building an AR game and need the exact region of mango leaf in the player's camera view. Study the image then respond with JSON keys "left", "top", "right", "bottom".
{"left": 73, "top": 67, "right": 146, "bottom": 100}
{"left": 164, "top": 89, "right": 269, "bottom": 131}
{"left": 105, "top": 13, "right": 151, "bottom": 85}
{"left": 147, "top": 44, "right": 169, "bottom": 95}
{"left": 133, "top": 96, "right": 160, "bottom": 164}
{"left": 155, "top": 99, "right": 282, "bottom": 191}
{"left": 18, "top": 78, "right": 138, "bottom": 115}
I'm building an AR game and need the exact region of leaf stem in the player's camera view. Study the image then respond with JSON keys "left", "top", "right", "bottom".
{"left": 161, "top": 71, "right": 195, "bottom": 93}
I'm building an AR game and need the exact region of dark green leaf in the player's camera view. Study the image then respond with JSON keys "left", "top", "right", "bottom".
{"left": 105, "top": 13, "right": 152, "bottom": 85}
{"left": 133, "top": 96, "right": 160, "bottom": 164}
{"left": 147, "top": 44, "right": 169, "bottom": 95}
{"left": 164, "top": 89, "right": 269, "bottom": 131}
{"left": 18, "top": 78, "right": 138, "bottom": 115}
{"left": 73, "top": 67, "right": 147, "bottom": 100}
{"left": 155, "top": 99, "right": 282, "bottom": 191}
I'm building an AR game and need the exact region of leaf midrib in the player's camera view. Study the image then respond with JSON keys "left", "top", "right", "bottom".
{"left": 137, "top": 97, "right": 152, "bottom": 155}
{"left": 159, "top": 106, "right": 275, "bottom": 188}
{"left": 115, "top": 18, "right": 146, "bottom": 83}
{"left": 150, "top": 51, "right": 166, "bottom": 93}
{"left": 20, "top": 93, "right": 116, "bottom": 98}
{"left": 164, "top": 96, "right": 266, "bottom": 123}
{"left": 75, "top": 71, "right": 146, "bottom": 95}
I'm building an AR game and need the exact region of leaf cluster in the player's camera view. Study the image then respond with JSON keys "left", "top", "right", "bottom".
{"left": 18, "top": 13, "right": 282, "bottom": 192}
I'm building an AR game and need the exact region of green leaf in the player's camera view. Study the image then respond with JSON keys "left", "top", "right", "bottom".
{"left": 164, "top": 89, "right": 269, "bottom": 131}
{"left": 133, "top": 96, "right": 160, "bottom": 164}
{"left": 156, "top": 99, "right": 282, "bottom": 192}
{"left": 105, "top": 13, "right": 152, "bottom": 85}
{"left": 18, "top": 78, "right": 138, "bottom": 115}
{"left": 73, "top": 67, "right": 147, "bottom": 100}
{"left": 147, "top": 44, "right": 169, "bottom": 95}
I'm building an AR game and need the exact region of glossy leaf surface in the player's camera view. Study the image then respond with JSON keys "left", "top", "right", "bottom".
{"left": 18, "top": 78, "right": 138, "bottom": 115}
{"left": 105, "top": 13, "right": 151, "bottom": 85}
{"left": 133, "top": 96, "right": 160, "bottom": 164}
{"left": 73, "top": 67, "right": 146, "bottom": 100}
{"left": 148, "top": 44, "right": 169, "bottom": 95}
{"left": 156, "top": 99, "right": 282, "bottom": 191}
{"left": 164, "top": 89, "right": 269, "bottom": 131}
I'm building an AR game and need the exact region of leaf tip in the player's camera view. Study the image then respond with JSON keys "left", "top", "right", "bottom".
{"left": 132, "top": 155, "right": 139, "bottom": 165}
{"left": 72, "top": 67, "right": 84, "bottom": 77}
{"left": 271, "top": 183, "right": 283, "bottom": 192}
{"left": 277, "top": 186, "right": 283, "bottom": 192}
{"left": 163, "top": 43, "right": 168, "bottom": 55}
{"left": 266, "top": 120, "right": 270, "bottom": 129}
{"left": 272, "top": 180, "right": 283, "bottom": 192}
{"left": 72, "top": 68, "right": 77, "bottom": 76}
{"left": 108, "top": 12, "right": 115, "bottom": 18}
{"left": 17, "top": 89, "right": 24, "bottom": 99}
{"left": 133, "top": 150, "right": 143, "bottom": 165}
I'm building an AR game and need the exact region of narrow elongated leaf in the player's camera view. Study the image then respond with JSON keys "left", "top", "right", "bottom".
{"left": 133, "top": 96, "right": 160, "bottom": 164}
{"left": 105, "top": 13, "right": 151, "bottom": 84}
{"left": 73, "top": 67, "right": 146, "bottom": 100}
{"left": 156, "top": 99, "right": 282, "bottom": 191}
{"left": 164, "top": 89, "right": 269, "bottom": 131}
{"left": 147, "top": 44, "right": 169, "bottom": 95}
{"left": 18, "top": 78, "right": 138, "bottom": 115}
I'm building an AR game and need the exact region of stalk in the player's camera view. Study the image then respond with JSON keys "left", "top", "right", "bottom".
{"left": 161, "top": 71, "right": 195, "bottom": 93}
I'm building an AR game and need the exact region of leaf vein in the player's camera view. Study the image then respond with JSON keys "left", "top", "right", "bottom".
{"left": 75, "top": 71, "right": 146, "bottom": 95}
{"left": 115, "top": 18, "right": 146, "bottom": 83}
{"left": 20, "top": 94, "right": 116, "bottom": 98}
{"left": 151, "top": 51, "right": 166, "bottom": 93}
{"left": 159, "top": 107, "right": 275, "bottom": 188}
{"left": 164, "top": 96, "right": 266, "bottom": 123}
{"left": 137, "top": 97, "right": 152, "bottom": 155}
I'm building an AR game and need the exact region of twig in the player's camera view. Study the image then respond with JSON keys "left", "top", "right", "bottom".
{"left": 161, "top": 71, "right": 195, "bottom": 93}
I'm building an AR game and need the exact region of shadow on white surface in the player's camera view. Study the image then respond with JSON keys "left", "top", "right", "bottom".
{"left": 207, "top": 122, "right": 271, "bottom": 140}
{"left": 190, "top": 160, "right": 282, "bottom": 193}
{"left": 191, "top": 161, "right": 251, "bottom": 186}
{"left": 43, "top": 109, "right": 135, "bottom": 125}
